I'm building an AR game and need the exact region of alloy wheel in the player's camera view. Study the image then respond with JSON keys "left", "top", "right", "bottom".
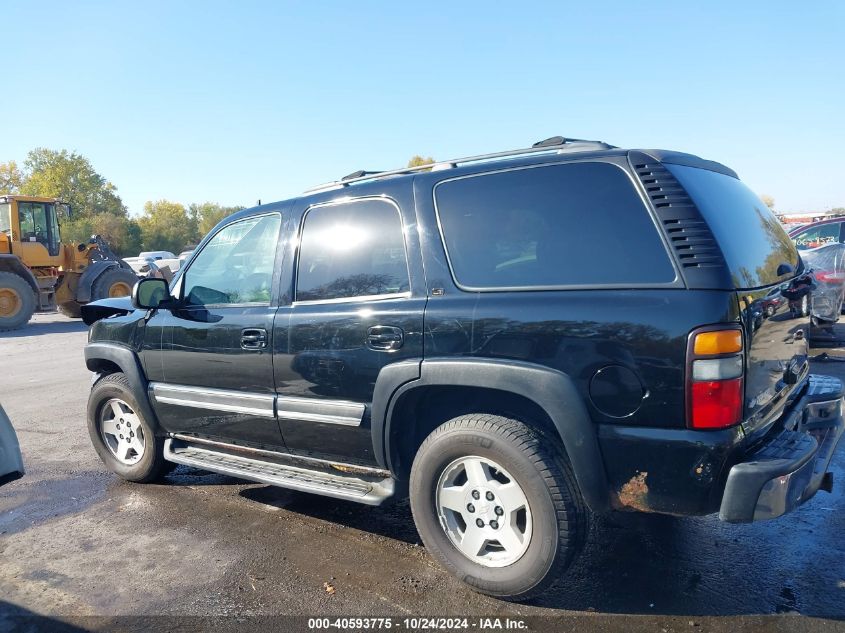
{"left": 435, "top": 455, "right": 532, "bottom": 568}
{"left": 99, "top": 398, "right": 145, "bottom": 465}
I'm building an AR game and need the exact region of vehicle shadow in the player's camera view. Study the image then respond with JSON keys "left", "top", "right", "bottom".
{"left": 163, "top": 464, "right": 245, "bottom": 486}
{"left": 238, "top": 474, "right": 845, "bottom": 618}
{"left": 0, "top": 600, "right": 91, "bottom": 632}
{"left": 0, "top": 319, "right": 88, "bottom": 339}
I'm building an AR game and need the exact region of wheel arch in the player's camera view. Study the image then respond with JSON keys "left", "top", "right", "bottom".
{"left": 375, "top": 357, "right": 611, "bottom": 513}
{"left": 75, "top": 261, "right": 119, "bottom": 303}
{"left": 0, "top": 255, "right": 39, "bottom": 293}
{"left": 85, "top": 342, "right": 162, "bottom": 434}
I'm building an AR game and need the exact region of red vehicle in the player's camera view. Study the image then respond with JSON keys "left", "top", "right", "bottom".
{"left": 758, "top": 286, "right": 786, "bottom": 317}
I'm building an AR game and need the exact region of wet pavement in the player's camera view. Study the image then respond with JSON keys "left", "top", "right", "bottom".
{"left": 0, "top": 313, "right": 844, "bottom": 632}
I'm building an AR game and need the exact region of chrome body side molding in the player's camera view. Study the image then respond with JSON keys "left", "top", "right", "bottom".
{"left": 276, "top": 395, "right": 365, "bottom": 427}
{"left": 150, "top": 383, "right": 276, "bottom": 419}
{"left": 149, "top": 383, "right": 365, "bottom": 426}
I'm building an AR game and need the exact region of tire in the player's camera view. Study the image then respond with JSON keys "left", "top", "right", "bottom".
{"left": 90, "top": 267, "right": 138, "bottom": 301}
{"left": 765, "top": 305, "right": 775, "bottom": 318}
{"left": 57, "top": 301, "right": 82, "bottom": 319}
{"left": 87, "top": 373, "right": 170, "bottom": 483}
{"left": 0, "top": 271, "right": 36, "bottom": 332}
{"left": 409, "top": 414, "right": 587, "bottom": 601}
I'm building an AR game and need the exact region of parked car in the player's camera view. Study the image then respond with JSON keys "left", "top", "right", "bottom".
{"left": 138, "top": 250, "right": 176, "bottom": 261}
{"left": 755, "top": 284, "right": 787, "bottom": 317}
{"left": 178, "top": 250, "right": 194, "bottom": 268}
{"left": 80, "top": 136, "right": 843, "bottom": 601}
{"left": 0, "top": 404, "right": 24, "bottom": 485}
{"left": 789, "top": 218, "right": 845, "bottom": 250}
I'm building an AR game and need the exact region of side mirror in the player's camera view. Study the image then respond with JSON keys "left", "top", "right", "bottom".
{"left": 132, "top": 278, "right": 170, "bottom": 310}
{"left": 777, "top": 263, "right": 794, "bottom": 276}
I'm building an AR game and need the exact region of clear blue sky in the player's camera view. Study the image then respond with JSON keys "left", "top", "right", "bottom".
{"left": 3, "top": 1, "right": 843, "bottom": 215}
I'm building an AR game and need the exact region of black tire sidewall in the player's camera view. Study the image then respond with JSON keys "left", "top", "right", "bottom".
{"left": 410, "top": 422, "right": 562, "bottom": 598}
{"left": 91, "top": 268, "right": 137, "bottom": 301}
{"left": 87, "top": 375, "right": 162, "bottom": 482}
{"left": 0, "top": 272, "right": 36, "bottom": 330}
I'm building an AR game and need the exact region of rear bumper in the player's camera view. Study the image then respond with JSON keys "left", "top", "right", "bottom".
{"left": 719, "top": 374, "right": 844, "bottom": 523}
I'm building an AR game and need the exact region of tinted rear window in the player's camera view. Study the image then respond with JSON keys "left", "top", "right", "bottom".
{"left": 667, "top": 164, "right": 800, "bottom": 289}
{"left": 434, "top": 162, "right": 676, "bottom": 289}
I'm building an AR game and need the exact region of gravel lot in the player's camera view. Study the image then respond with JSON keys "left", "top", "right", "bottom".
{"left": 1, "top": 313, "right": 843, "bottom": 633}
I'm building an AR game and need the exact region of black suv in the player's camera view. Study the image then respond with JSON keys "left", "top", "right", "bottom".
{"left": 82, "top": 137, "right": 843, "bottom": 600}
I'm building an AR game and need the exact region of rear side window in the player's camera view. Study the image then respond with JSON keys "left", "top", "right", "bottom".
{"left": 296, "top": 199, "right": 410, "bottom": 302}
{"left": 434, "top": 162, "right": 676, "bottom": 289}
{"left": 667, "top": 164, "right": 800, "bottom": 289}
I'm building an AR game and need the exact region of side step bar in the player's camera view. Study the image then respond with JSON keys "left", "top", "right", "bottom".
{"left": 163, "top": 439, "right": 395, "bottom": 506}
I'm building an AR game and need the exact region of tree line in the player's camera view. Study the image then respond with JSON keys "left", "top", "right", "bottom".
{"left": 0, "top": 149, "right": 243, "bottom": 256}
{"left": 0, "top": 151, "right": 441, "bottom": 257}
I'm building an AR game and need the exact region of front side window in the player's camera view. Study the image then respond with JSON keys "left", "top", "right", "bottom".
{"left": 0, "top": 203, "right": 10, "bottom": 235}
{"left": 434, "top": 162, "right": 676, "bottom": 289}
{"left": 183, "top": 214, "right": 281, "bottom": 306}
{"left": 296, "top": 199, "right": 409, "bottom": 302}
{"left": 793, "top": 223, "right": 841, "bottom": 251}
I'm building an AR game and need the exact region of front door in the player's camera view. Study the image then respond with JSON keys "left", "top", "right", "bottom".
{"left": 147, "top": 211, "right": 287, "bottom": 450}
{"left": 273, "top": 195, "right": 426, "bottom": 465}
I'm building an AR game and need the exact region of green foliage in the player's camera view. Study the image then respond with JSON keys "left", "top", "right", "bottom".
{"left": 0, "top": 160, "right": 23, "bottom": 194}
{"left": 189, "top": 202, "right": 245, "bottom": 238}
{"left": 19, "top": 148, "right": 127, "bottom": 218}
{"left": 138, "top": 200, "right": 198, "bottom": 254}
{"left": 60, "top": 214, "right": 143, "bottom": 257}
{"left": 759, "top": 194, "right": 775, "bottom": 210}
{"left": 407, "top": 155, "right": 435, "bottom": 168}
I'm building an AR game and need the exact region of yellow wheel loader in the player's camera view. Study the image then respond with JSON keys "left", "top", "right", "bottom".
{"left": 0, "top": 195, "right": 139, "bottom": 331}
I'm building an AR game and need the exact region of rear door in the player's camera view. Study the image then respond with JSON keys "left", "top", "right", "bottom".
{"left": 272, "top": 194, "right": 426, "bottom": 465}
{"left": 148, "top": 211, "right": 287, "bottom": 450}
{"left": 667, "top": 164, "right": 808, "bottom": 432}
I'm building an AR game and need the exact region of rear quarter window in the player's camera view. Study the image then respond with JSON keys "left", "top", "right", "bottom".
{"left": 667, "top": 164, "right": 800, "bottom": 289}
{"left": 434, "top": 162, "right": 677, "bottom": 289}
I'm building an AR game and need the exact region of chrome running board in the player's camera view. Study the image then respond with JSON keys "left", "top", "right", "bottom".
{"left": 163, "top": 439, "right": 395, "bottom": 506}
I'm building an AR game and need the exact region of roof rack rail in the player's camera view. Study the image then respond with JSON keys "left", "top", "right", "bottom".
{"left": 304, "top": 136, "right": 617, "bottom": 193}
{"left": 342, "top": 169, "right": 384, "bottom": 181}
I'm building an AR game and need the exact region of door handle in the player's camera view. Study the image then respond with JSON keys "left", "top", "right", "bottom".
{"left": 241, "top": 328, "right": 268, "bottom": 350}
{"left": 366, "top": 326, "right": 404, "bottom": 351}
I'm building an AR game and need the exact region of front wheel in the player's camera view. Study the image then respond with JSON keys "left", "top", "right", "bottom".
{"left": 409, "top": 414, "right": 587, "bottom": 601}
{"left": 87, "top": 373, "right": 171, "bottom": 482}
{"left": 91, "top": 268, "right": 138, "bottom": 301}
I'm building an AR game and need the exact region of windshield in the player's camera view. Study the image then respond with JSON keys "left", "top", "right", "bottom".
{"left": 667, "top": 164, "right": 800, "bottom": 289}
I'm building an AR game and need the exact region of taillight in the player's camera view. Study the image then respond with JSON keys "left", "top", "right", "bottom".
{"left": 687, "top": 327, "right": 743, "bottom": 430}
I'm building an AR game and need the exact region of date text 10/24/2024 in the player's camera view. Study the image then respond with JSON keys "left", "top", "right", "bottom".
{"left": 307, "top": 617, "right": 528, "bottom": 630}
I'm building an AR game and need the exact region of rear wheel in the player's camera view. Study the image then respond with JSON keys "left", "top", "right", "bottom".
{"left": 0, "top": 272, "right": 36, "bottom": 331}
{"left": 410, "top": 414, "right": 587, "bottom": 601}
{"left": 91, "top": 268, "right": 138, "bottom": 301}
